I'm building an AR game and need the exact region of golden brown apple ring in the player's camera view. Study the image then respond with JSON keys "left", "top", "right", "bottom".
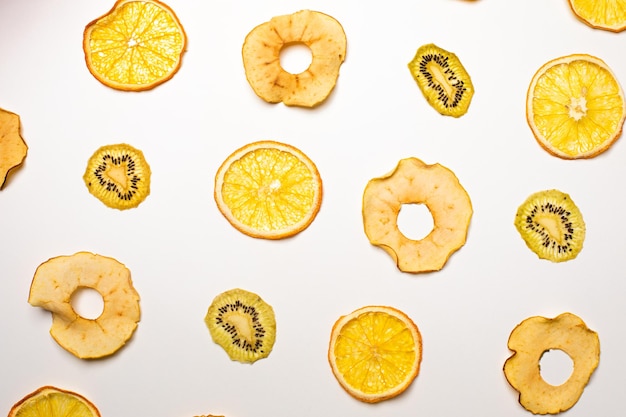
{"left": 362, "top": 157, "right": 472, "bottom": 273}
{"left": 503, "top": 313, "right": 600, "bottom": 414}
{"left": 242, "top": 9, "right": 347, "bottom": 108}
{"left": 28, "top": 251, "right": 140, "bottom": 359}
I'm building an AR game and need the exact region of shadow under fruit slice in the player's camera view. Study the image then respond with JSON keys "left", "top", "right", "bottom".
{"left": 408, "top": 43, "right": 474, "bottom": 117}
{"left": 514, "top": 189, "right": 585, "bottom": 262}
{"left": 83, "top": 143, "right": 151, "bottom": 210}
{"left": 0, "top": 107, "right": 27, "bottom": 189}
{"left": 567, "top": 0, "right": 626, "bottom": 32}
{"left": 28, "top": 251, "right": 140, "bottom": 359}
{"left": 83, "top": 0, "right": 187, "bottom": 91}
{"left": 503, "top": 313, "right": 600, "bottom": 414}
{"left": 328, "top": 305, "right": 422, "bottom": 403}
{"left": 9, "top": 386, "right": 101, "bottom": 417}
{"left": 527, "top": 54, "right": 626, "bottom": 159}
{"left": 204, "top": 288, "right": 276, "bottom": 364}
{"left": 214, "top": 140, "right": 323, "bottom": 239}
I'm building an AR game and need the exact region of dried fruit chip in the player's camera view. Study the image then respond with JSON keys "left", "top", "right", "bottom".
{"left": 408, "top": 43, "right": 474, "bottom": 117}
{"left": 514, "top": 189, "right": 585, "bottom": 262}
{"left": 503, "top": 313, "right": 600, "bottom": 414}
{"left": 362, "top": 157, "right": 472, "bottom": 273}
{"left": 0, "top": 107, "right": 27, "bottom": 189}
{"left": 9, "top": 386, "right": 101, "bottom": 417}
{"left": 214, "top": 140, "right": 323, "bottom": 239}
{"left": 328, "top": 305, "right": 422, "bottom": 403}
{"left": 28, "top": 252, "right": 140, "bottom": 359}
{"left": 527, "top": 54, "right": 626, "bottom": 159}
{"left": 568, "top": 0, "right": 626, "bottom": 32}
{"left": 242, "top": 10, "right": 347, "bottom": 107}
{"left": 83, "top": 143, "right": 151, "bottom": 210}
{"left": 205, "top": 288, "right": 276, "bottom": 363}
{"left": 83, "top": 0, "right": 187, "bottom": 91}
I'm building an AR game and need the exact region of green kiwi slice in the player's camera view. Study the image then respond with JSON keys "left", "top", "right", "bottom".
{"left": 408, "top": 43, "right": 474, "bottom": 117}
{"left": 205, "top": 288, "right": 276, "bottom": 363}
{"left": 514, "top": 189, "right": 585, "bottom": 262}
{"left": 83, "top": 143, "right": 151, "bottom": 210}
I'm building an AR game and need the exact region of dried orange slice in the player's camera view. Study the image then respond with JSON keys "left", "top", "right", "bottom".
{"left": 214, "top": 140, "right": 323, "bottom": 239}
{"left": 0, "top": 107, "right": 27, "bottom": 189}
{"left": 83, "top": 0, "right": 187, "bottom": 91}
{"left": 328, "top": 305, "right": 422, "bottom": 403}
{"left": 527, "top": 54, "right": 626, "bottom": 159}
{"left": 9, "top": 386, "right": 100, "bottom": 417}
{"left": 568, "top": 0, "right": 626, "bottom": 32}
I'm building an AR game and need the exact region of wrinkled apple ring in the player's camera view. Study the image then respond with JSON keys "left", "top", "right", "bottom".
{"left": 362, "top": 157, "right": 472, "bottom": 273}
{"left": 503, "top": 312, "right": 600, "bottom": 414}
{"left": 28, "top": 251, "right": 140, "bottom": 359}
{"left": 242, "top": 9, "right": 347, "bottom": 108}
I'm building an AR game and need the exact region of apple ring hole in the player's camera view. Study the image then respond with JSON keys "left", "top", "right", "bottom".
{"left": 70, "top": 287, "right": 104, "bottom": 320}
{"left": 279, "top": 42, "right": 313, "bottom": 74}
{"left": 397, "top": 203, "right": 434, "bottom": 240}
{"left": 540, "top": 349, "right": 574, "bottom": 386}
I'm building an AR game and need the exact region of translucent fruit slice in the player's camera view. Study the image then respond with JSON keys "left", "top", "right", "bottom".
{"left": 28, "top": 252, "right": 141, "bottom": 359}
{"left": 83, "top": 143, "right": 151, "bottom": 210}
{"left": 408, "top": 43, "right": 474, "bottom": 117}
{"left": 328, "top": 305, "right": 422, "bottom": 403}
{"left": 527, "top": 54, "right": 626, "bottom": 159}
{"left": 514, "top": 189, "right": 585, "bottom": 262}
{"left": 204, "top": 288, "right": 276, "bottom": 364}
{"left": 214, "top": 140, "right": 323, "bottom": 239}
{"left": 242, "top": 10, "right": 347, "bottom": 107}
{"left": 0, "top": 107, "right": 27, "bottom": 189}
{"left": 568, "top": 0, "right": 626, "bottom": 32}
{"left": 8, "top": 386, "right": 101, "bottom": 417}
{"left": 83, "top": 0, "right": 187, "bottom": 91}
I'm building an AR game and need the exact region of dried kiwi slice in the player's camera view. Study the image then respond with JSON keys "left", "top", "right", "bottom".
{"left": 514, "top": 189, "right": 585, "bottom": 262}
{"left": 205, "top": 288, "right": 276, "bottom": 363}
{"left": 408, "top": 43, "right": 474, "bottom": 117}
{"left": 83, "top": 143, "right": 151, "bottom": 210}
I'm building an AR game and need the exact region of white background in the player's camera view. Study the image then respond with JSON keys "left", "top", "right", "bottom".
{"left": 1, "top": 0, "right": 625, "bottom": 416}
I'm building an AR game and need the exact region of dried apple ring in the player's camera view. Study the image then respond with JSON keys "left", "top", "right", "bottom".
{"left": 28, "top": 251, "right": 140, "bottom": 359}
{"left": 503, "top": 313, "right": 600, "bottom": 414}
{"left": 242, "top": 9, "right": 347, "bottom": 108}
{"left": 362, "top": 157, "right": 472, "bottom": 273}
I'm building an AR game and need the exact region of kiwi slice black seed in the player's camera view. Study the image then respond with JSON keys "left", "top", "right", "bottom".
{"left": 83, "top": 143, "right": 151, "bottom": 210}
{"left": 408, "top": 43, "right": 474, "bottom": 117}
{"left": 205, "top": 288, "right": 276, "bottom": 363}
{"left": 514, "top": 189, "right": 585, "bottom": 262}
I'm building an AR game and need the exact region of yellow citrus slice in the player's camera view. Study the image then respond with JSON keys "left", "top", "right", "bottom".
{"left": 83, "top": 0, "right": 187, "bottom": 91}
{"left": 527, "top": 54, "right": 626, "bottom": 159}
{"left": 9, "top": 386, "right": 100, "bottom": 417}
{"left": 214, "top": 140, "right": 323, "bottom": 240}
{"left": 568, "top": 0, "right": 626, "bottom": 32}
{"left": 328, "top": 305, "right": 422, "bottom": 403}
